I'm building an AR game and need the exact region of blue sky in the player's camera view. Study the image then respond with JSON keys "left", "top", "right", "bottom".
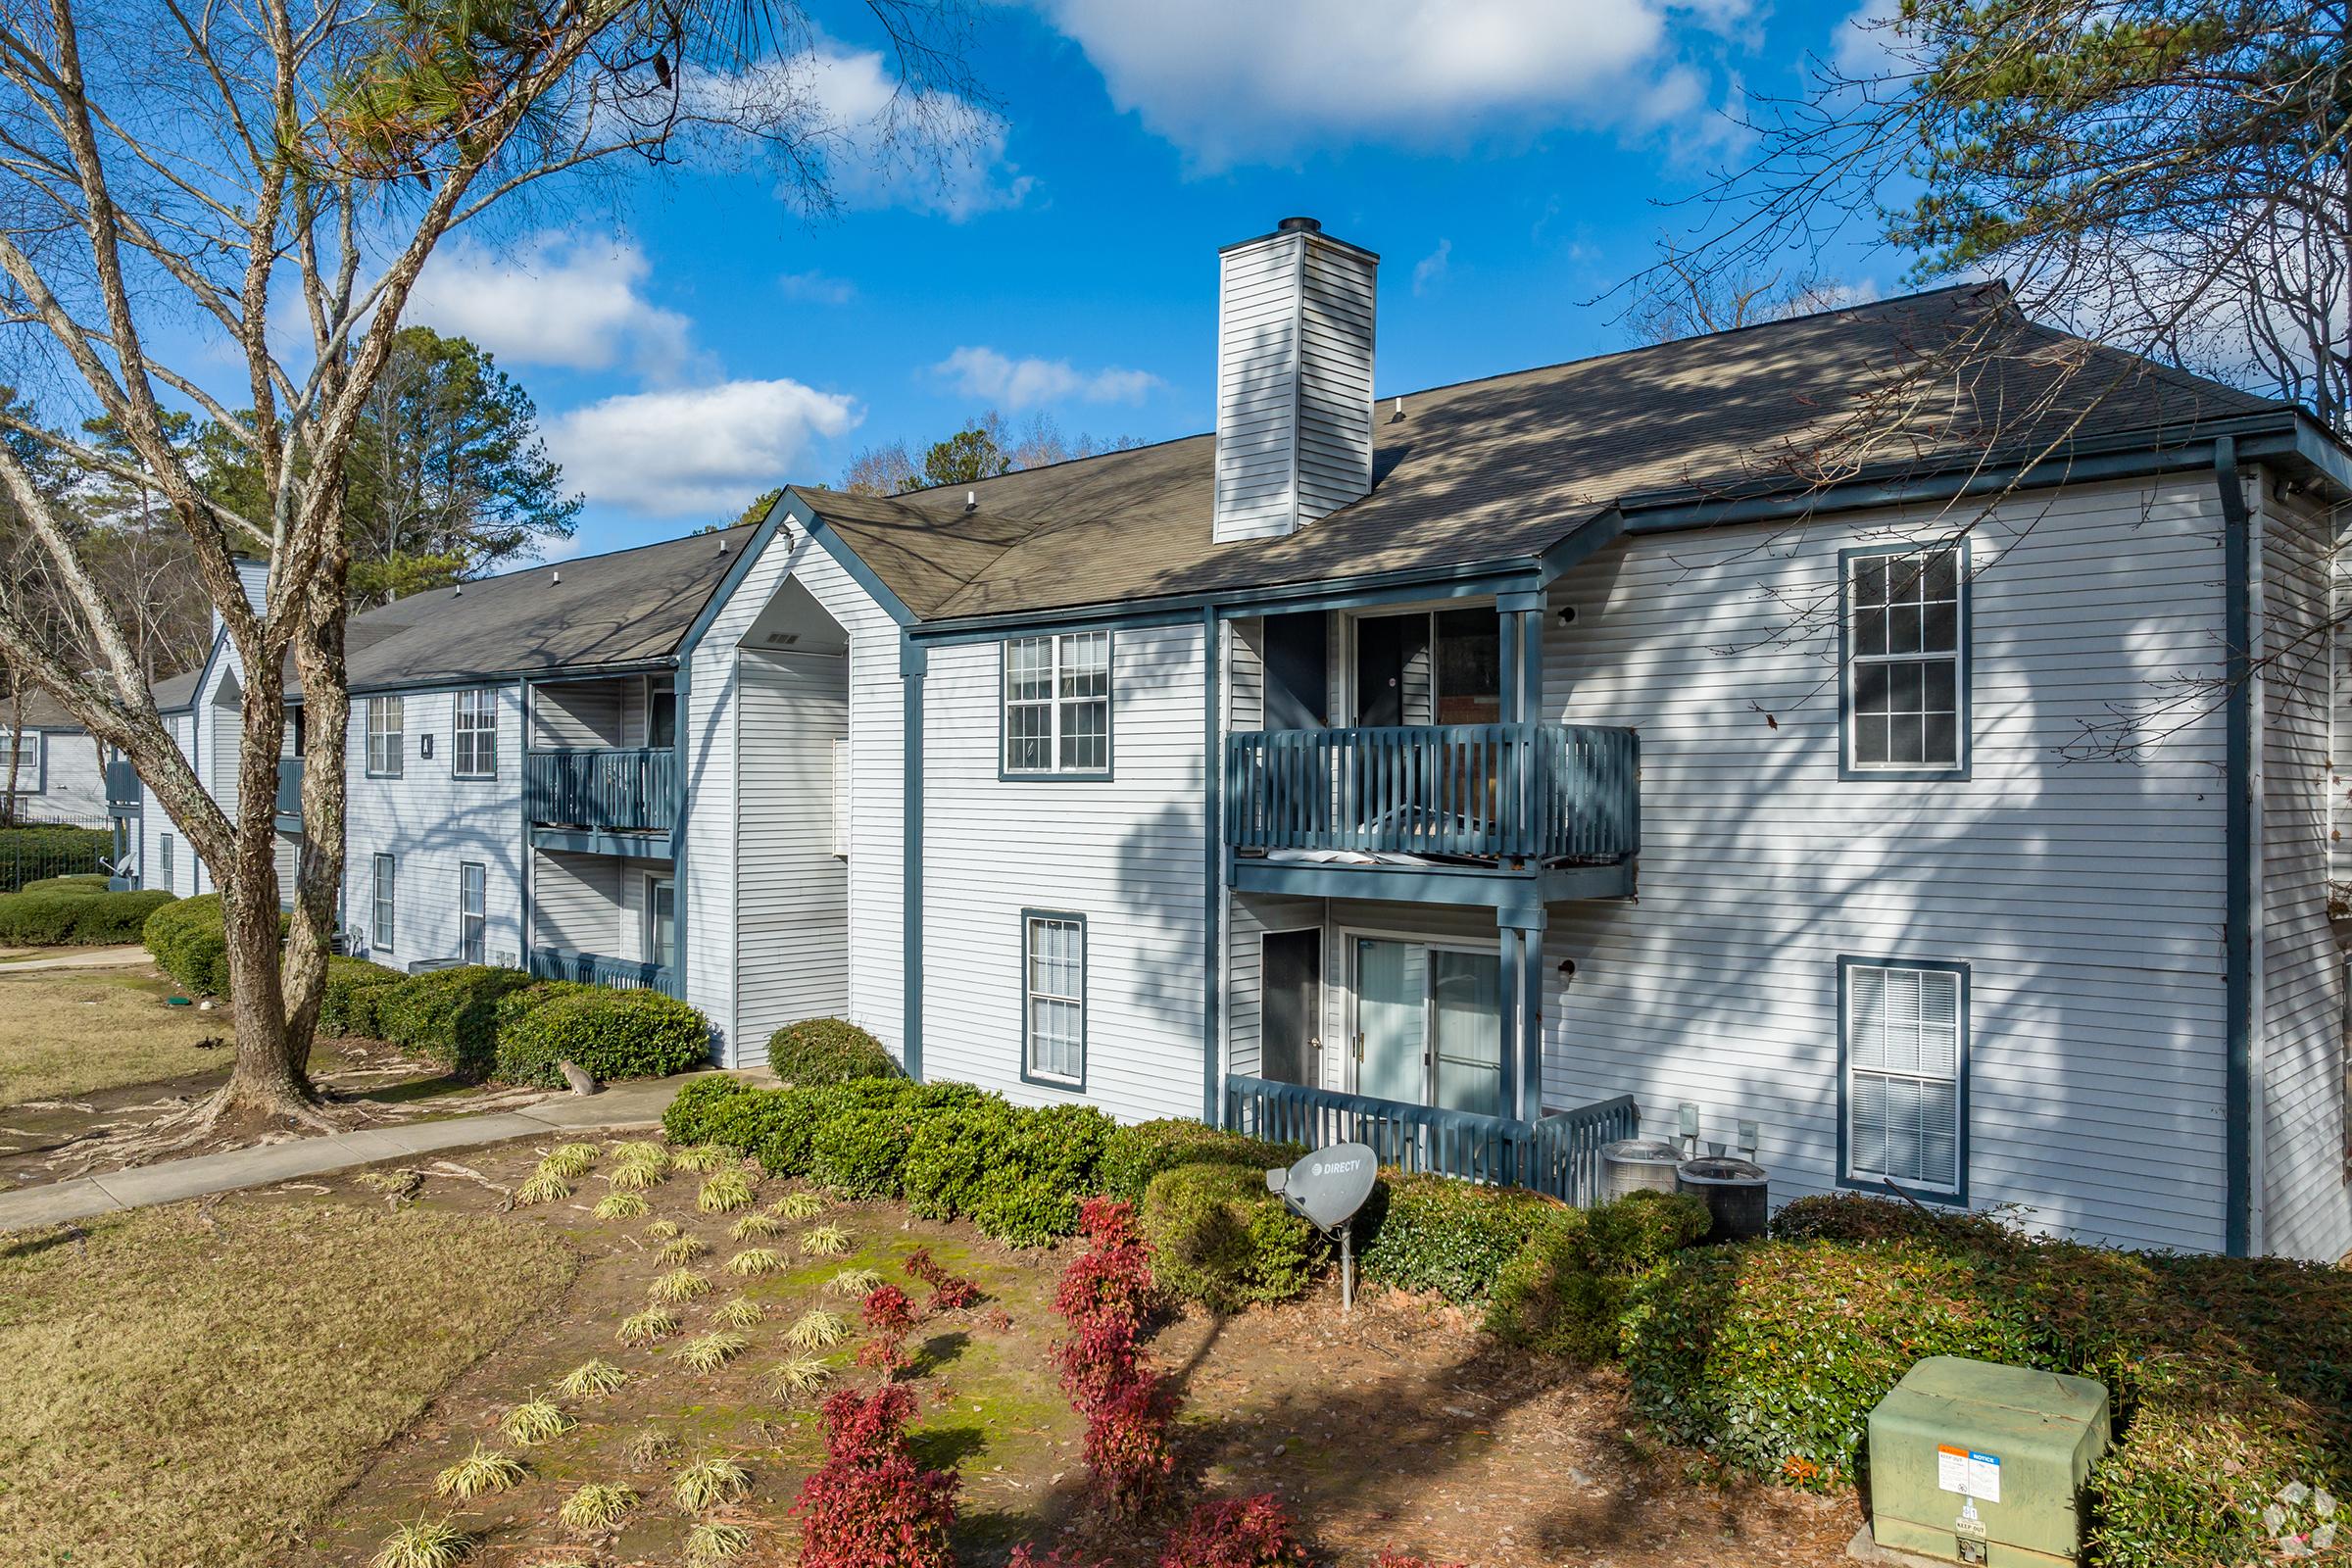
{"left": 403, "top": 0, "right": 1885, "bottom": 558}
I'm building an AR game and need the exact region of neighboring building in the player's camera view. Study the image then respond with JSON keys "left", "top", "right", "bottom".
{"left": 151, "top": 219, "right": 2352, "bottom": 1263}
{"left": 0, "top": 688, "right": 116, "bottom": 828}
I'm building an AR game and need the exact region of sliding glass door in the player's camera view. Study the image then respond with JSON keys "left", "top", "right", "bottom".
{"left": 1352, "top": 937, "right": 1503, "bottom": 1115}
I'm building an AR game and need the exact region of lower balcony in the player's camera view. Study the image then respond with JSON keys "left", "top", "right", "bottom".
{"left": 525, "top": 748, "right": 680, "bottom": 858}
{"left": 527, "top": 945, "right": 680, "bottom": 999}
{"left": 1222, "top": 1075, "right": 1639, "bottom": 1207}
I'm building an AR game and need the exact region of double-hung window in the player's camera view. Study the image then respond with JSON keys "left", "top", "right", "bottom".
{"left": 459, "top": 862, "right": 485, "bottom": 965}
{"left": 159, "top": 833, "right": 173, "bottom": 890}
{"left": 1845, "top": 544, "right": 1965, "bottom": 776}
{"left": 1, "top": 730, "right": 41, "bottom": 791}
{"left": 1022, "top": 911, "right": 1086, "bottom": 1088}
{"left": 1842, "top": 958, "right": 1967, "bottom": 1199}
{"left": 1003, "top": 632, "right": 1111, "bottom": 776}
{"left": 453, "top": 690, "right": 496, "bottom": 778}
{"left": 368, "top": 697, "right": 406, "bottom": 777}
{"left": 372, "top": 853, "right": 397, "bottom": 953}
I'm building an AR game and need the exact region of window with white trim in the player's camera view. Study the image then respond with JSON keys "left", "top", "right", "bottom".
{"left": 372, "top": 853, "right": 396, "bottom": 953}
{"left": 1004, "top": 632, "right": 1111, "bottom": 775}
{"left": 1844, "top": 960, "right": 1965, "bottom": 1195}
{"left": 1023, "top": 912, "right": 1086, "bottom": 1086}
{"left": 459, "top": 861, "right": 486, "bottom": 965}
{"left": 159, "top": 833, "right": 173, "bottom": 889}
{"left": 453, "top": 690, "right": 496, "bottom": 778}
{"left": 1845, "top": 546, "right": 1963, "bottom": 772}
{"left": 368, "top": 697, "right": 405, "bottom": 776}
{"left": 1, "top": 730, "right": 41, "bottom": 789}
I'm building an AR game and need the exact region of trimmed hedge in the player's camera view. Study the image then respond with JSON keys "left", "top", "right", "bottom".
{"left": 21, "top": 873, "right": 109, "bottom": 895}
{"left": 1098, "top": 1118, "right": 1302, "bottom": 1205}
{"left": 143, "top": 893, "right": 236, "bottom": 994}
{"left": 1140, "top": 1160, "right": 1320, "bottom": 1311}
{"left": 1600, "top": 1195, "right": 2352, "bottom": 1566}
{"left": 371, "top": 964, "right": 540, "bottom": 1077}
{"left": 1358, "top": 1173, "right": 1579, "bottom": 1304}
{"left": 318, "top": 956, "right": 404, "bottom": 1036}
{"left": 0, "top": 886, "right": 173, "bottom": 945}
{"left": 1483, "top": 1190, "right": 1712, "bottom": 1361}
{"left": 767, "top": 1016, "right": 900, "bottom": 1084}
{"left": 492, "top": 984, "right": 711, "bottom": 1088}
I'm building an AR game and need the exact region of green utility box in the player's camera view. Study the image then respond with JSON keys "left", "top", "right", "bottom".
{"left": 1865, "top": 1356, "right": 2111, "bottom": 1567}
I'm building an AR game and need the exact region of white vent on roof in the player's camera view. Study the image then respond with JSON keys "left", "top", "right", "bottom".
{"left": 1213, "top": 216, "right": 1378, "bottom": 544}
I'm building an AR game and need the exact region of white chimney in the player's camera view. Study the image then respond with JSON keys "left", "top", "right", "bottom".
{"left": 213, "top": 554, "right": 270, "bottom": 638}
{"left": 1213, "top": 216, "right": 1378, "bottom": 543}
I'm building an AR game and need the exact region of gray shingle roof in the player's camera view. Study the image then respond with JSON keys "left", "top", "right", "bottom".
{"left": 799, "top": 282, "right": 2283, "bottom": 621}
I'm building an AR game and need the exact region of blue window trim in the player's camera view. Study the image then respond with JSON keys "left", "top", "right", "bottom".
{"left": 2, "top": 729, "right": 45, "bottom": 794}
{"left": 1018, "top": 906, "right": 1088, "bottom": 1094}
{"left": 1838, "top": 537, "right": 1972, "bottom": 783}
{"left": 451, "top": 689, "right": 497, "bottom": 780}
{"left": 371, "top": 852, "right": 397, "bottom": 954}
{"left": 366, "top": 696, "right": 406, "bottom": 779}
{"left": 998, "top": 631, "right": 1115, "bottom": 782}
{"left": 458, "top": 860, "right": 486, "bottom": 965}
{"left": 1836, "top": 955, "right": 1971, "bottom": 1206}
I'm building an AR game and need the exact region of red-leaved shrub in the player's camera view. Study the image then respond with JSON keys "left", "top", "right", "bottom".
{"left": 1050, "top": 1196, "right": 1176, "bottom": 1515}
{"left": 857, "top": 1334, "right": 915, "bottom": 1379}
{"left": 790, "top": 1384, "right": 958, "bottom": 1568}
{"left": 905, "top": 1247, "right": 982, "bottom": 1310}
{"left": 1158, "top": 1494, "right": 1311, "bottom": 1568}
{"left": 864, "top": 1283, "right": 917, "bottom": 1337}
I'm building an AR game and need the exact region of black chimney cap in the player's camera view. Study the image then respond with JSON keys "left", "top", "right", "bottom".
{"left": 1276, "top": 216, "right": 1322, "bottom": 234}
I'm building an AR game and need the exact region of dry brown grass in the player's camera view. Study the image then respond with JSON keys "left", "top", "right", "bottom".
{"left": 0, "top": 1200, "right": 576, "bottom": 1567}
{"left": 0, "top": 969, "right": 241, "bottom": 1105}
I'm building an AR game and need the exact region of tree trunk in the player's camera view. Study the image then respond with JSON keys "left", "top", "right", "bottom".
{"left": 3, "top": 671, "right": 23, "bottom": 826}
{"left": 215, "top": 652, "right": 313, "bottom": 1117}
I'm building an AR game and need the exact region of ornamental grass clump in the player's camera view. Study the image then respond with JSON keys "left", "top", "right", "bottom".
{"left": 670, "top": 1143, "right": 731, "bottom": 1174}
{"left": 514, "top": 1169, "right": 570, "bottom": 1207}
{"left": 557, "top": 1481, "right": 636, "bottom": 1534}
{"left": 698, "top": 1170, "right": 756, "bottom": 1213}
{"left": 713, "top": 1295, "right": 765, "bottom": 1328}
{"left": 725, "top": 1247, "right": 785, "bottom": 1277}
{"left": 786, "top": 1308, "right": 851, "bottom": 1351}
{"left": 554, "top": 1357, "right": 629, "bottom": 1398}
{"left": 646, "top": 1218, "right": 682, "bottom": 1240}
{"left": 593, "top": 1190, "right": 648, "bottom": 1220}
{"left": 789, "top": 1384, "right": 958, "bottom": 1568}
{"left": 660, "top": 1236, "right": 710, "bottom": 1265}
{"left": 651, "top": 1268, "right": 711, "bottom": 1304}
{"left": 825, "top": 1267, "right": 885, "bottom": 1297}
{"left": 800, "top": 1223, "right": 852, "bottom": 1257}
{"left": 686, "top": 1521, "right": 752, "bottom": 1567}
{"left": 730, "top": 1211, "right": 785, "bottom": 1241}
{"left": 772, "top": 1191, "right": 825, "bottom": 1220}
{"left": 768, "top": 1355, "right": 834, "bottom": 1398}
{"left": 498, "top": 1396, "right": 572, "bottom": 1446}
{"left": 675, "top": 1330, "right": 749, "bottom": 1372}
{"left": 618, "top": 1306, "right": 680, "bottom": 1344}
{"left": 371, "top": 1517, "right": 475, "bottom": 1568}
{"left": 672, "top": 1453, "right": 753, "bottom": 1511}
{"left": 610, "top": 1140, "right": 669, "bottom": 1170}
{"left": 433, "top": 1444, "right": 525, "bottom": 1500}
{"left": 603, "top": 1161, "right": 662, "bottom": 1193}
{"left": 540, "top": 1143, "right": 600, "bottom": 1180}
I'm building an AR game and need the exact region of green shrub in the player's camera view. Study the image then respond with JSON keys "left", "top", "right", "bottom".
{"left": 0, "top": 824, "right": 111, "bottom": 891}
{"left": 493, "top": 986, "right": 712, "bottom": 1087}
{"left": 1141, "top": 1161, "right": 1321, "bottom": 1312}
{"left": 20, "top": 872, "right": 107, "bottom": 895}
{"left": 144, "top": 892, "right": 233, "bottom": 993}
{"left": 664, "top": 1073, "right": 757, "bottom": 1144}
{"left": 1098, "top": 1118, "right": 1302, "bottom": 1204}
{"left": 0, "top": 886, "right": 173, "bottom": 945}
{"left": 766, "top": 1017, "right": 899, "bottom": 1084}
{"left": 1484, "top": 1191, "right": 1711, "bottom": 1361}
{"left": 969, "top": 1102, "right": 1117, "bottom": 1246}
{"left": 1771, "top": 1191, "right": 2015, "bottom": 1249}
{"left": 372, "top": 965, "right": 539, "bottom": 1077}
{"left": 318, "top": 956, "right": 403, "bottom": 1036}
{"left": 805, "top": 1080, "right": 988, "bottom": 1198}
{"left": 901, "top": 1098, "right": 1021, "bottom": 1220}
{"left": 1358, "top": 1174, "right": 1576, "bottom": 1304}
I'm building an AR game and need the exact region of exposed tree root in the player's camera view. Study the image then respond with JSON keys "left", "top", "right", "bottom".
{"left": 60, "top": 1083, "right": 345, "bottom": 1173}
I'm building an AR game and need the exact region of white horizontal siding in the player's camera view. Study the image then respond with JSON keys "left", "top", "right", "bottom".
{"left": 918, "top": 622, "right": 1206, "bottom": 1120}
{"left": 1227, "top": 891, "right": 1322, "bottom": 1082}
{"left": 1541, "top": 476, "right": 2235, "bottom": 1252}
{"left": 734, "top": 650, "right": 850, "bottom": 1062}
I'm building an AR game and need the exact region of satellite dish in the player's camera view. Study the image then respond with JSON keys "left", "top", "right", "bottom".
{"left": 1266, "top": 1141, "right": 1379, "bottom": 1314}
{"left": 1266, "top": 1142, "right": 1378, "bottom": 1232}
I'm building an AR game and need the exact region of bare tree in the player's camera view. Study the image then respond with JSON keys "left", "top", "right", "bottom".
{"left": 0, "top": 0, "right": 984, "bottom": 1140}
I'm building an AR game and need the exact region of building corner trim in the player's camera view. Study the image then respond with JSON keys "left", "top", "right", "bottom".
{"left": 902, "top": 635, "right": 926, "bottom": 1081}
{"left": 2217, "top": 436, "right": 2255, "bottom": 1258}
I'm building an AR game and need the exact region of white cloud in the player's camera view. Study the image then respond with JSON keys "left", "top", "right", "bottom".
{"left": 547, "top": 380, "right": 859, "bottom": 517}
{"left": 691, "top": 43, "right": 1032, "bottom": 220}
{"left": 932, "top": 346, "right": 1160, "bottom": 409}
{"left": 1834, "top": 0, "right": 1910, "bottom": 80}
{"left": 1026, "top": 0, "right": 1742, "bottom": 166}
{"left": 1412, "top": 238, "right": 1452, "bottom": 296}
{"left": 779, "top": 270, "right": 858, "bottom": 305}
{"left": 409, "top": 233, "right": 695, "bottom": 379}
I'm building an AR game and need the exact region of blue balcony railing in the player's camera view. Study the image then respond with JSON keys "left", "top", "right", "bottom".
{"left": 527, "top": 945, "right": 680, "bottom": 999}
{"left": 525, "top": 748, "right": 679, "bottom": 835}
{"left": 1223, "top": 1075, "right": 1640, "bottom": 1205}
{"left": 105, "top": 759, "right": 140, "bottom": 810}
{"left": 1224, "top": 722, "right": 1638, "bottom": 861}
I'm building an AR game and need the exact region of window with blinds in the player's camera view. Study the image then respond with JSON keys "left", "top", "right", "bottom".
{"left": 1003, "top": 632, "right": 1111, "bottom": 775}
{"left": 1845, "top": 544, "right": 1965, "bottom": 774}
{"left": 1843, "top": 959, "right": 1966, "bottom": 1196}
{"left": 453, "top": 690, "right": 496, "bottom": 778}
{"left": 1023, "top": 911, "right": 1086, "bottom": 1087}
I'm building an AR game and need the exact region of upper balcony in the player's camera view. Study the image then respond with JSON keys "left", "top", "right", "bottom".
{"left": 1224, "top": 720, "right": 1639, "bottom": 904}
{"left": 105, "top": 759, "right": 139, "bottom": 812}
{"left": 525, "top": 747, "right": 680, "bottom": 858}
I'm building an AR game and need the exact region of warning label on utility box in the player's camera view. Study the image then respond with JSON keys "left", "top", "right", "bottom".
{"left": 1936, "top": 1445, "right": 2002, "bottom": 1503}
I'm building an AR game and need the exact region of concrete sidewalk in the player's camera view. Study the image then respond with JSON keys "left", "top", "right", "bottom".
{"left": 0, "top": 944, "right": 154, "bottom": 971}
{"left": 0, "top": 1072, "right": 700, "bottom": 1232}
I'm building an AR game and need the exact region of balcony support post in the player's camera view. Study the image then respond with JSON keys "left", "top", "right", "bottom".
{"left": 1497, "top": 587, "right": 1545, "bottom": 859}
{"left": 1499, "top": 906, "right": 1547, "bottom": 1123}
